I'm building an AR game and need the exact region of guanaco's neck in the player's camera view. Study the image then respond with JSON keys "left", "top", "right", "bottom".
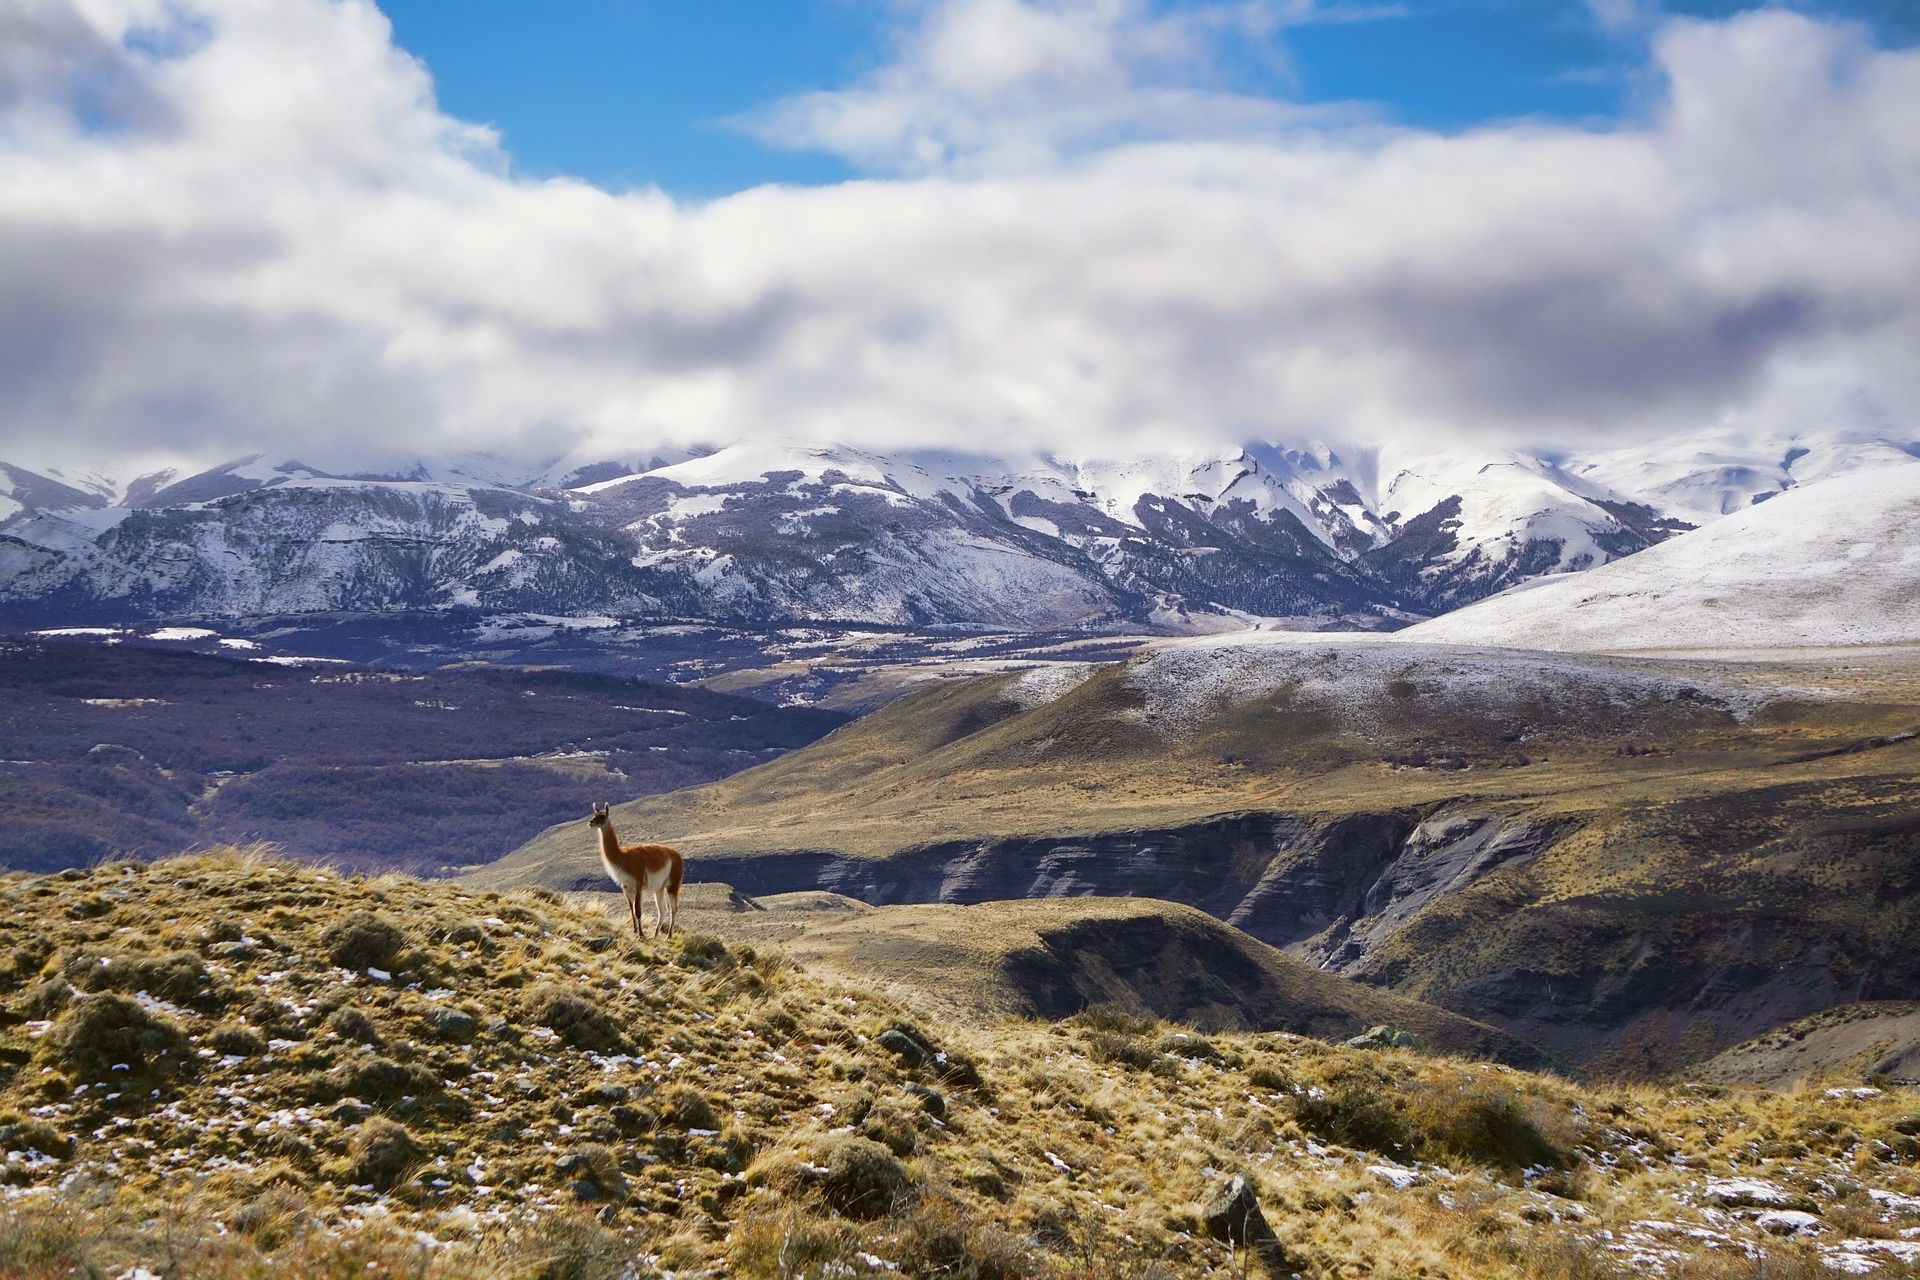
{"left": 597, "top": 823, "right": 623, "bottom": 861}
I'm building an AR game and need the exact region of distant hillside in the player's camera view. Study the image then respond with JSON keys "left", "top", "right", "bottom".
{"left": 1700, "top": 1003, "right": 1920, "bottom": 1089}
{"left": 1400, "top": 464, "right": 1920, "bottom": 652}
{"left": 480, "top": 638, "right": 1920, "bottom": 1076}
{"left": 0, "top": 635, "right": 844, "bottom": 875}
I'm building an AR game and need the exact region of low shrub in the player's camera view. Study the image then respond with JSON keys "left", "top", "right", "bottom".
{"left": 1405, "top": 1076, "right": 1577, "bottom": 1171}
{"left": 321, "top": 911, "right": 405, "bottom": 971}
{"left": 78, "top": 949, "right": 218, "bottom": 1008}
{"left": 1289, "top": 1067, "right": 1413, "bottom": 1156}
{"left": 675, "top": 933, "right": 734, "bottom": 971}
{"left": 1070, "top": 1003, "right": 1158, "bottom": 1035}
{"left": 523, "top": 985, "right": 627, "bottom": 1053}
{"left": 39, "top": 992, "right": 191, "bottom": 1083}
{"left": 819, "top": 1135, "right": 909, "bottom": 1218}
{"left": 660, "top": 1083, "right": 720, "bottom": 1131}
{"left": 343, "top": 1117, "right": 419, "bottom": 1191}
{"left": 1086, "top": 1031, "right": 1168, "bottom": 1075}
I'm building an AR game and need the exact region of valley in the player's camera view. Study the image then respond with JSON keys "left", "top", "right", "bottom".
{"left": 0, "top": 634, "right": 845, "bottom": 876}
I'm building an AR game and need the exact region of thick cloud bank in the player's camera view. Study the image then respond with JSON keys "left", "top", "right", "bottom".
{"left": 0, "top": 0, "right": 1915, "bottom": 474}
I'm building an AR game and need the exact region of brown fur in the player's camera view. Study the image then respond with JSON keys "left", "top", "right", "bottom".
{"left": 588, "top": 803, "right": 685, "bottom": 938}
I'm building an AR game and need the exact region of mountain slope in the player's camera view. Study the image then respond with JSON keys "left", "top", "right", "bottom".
{"left": 4, "top": 430, "right": 1909, "bottom": 632}
{"left": 1400, "top": 463, "right": 1920, "bottom": 652}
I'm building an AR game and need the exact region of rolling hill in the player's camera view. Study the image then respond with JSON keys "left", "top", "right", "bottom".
{"left": 658, "top": 889, "right": 1545, "bottom": 1065}
{"left": 480, "top": 635, "right": 1920, "bottom": 1075}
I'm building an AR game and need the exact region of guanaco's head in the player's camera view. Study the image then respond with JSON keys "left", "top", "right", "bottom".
{"left": 588, "top": 802, "right": 610, "bottom": 829}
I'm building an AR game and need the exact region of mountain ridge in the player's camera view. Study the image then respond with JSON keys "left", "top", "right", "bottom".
{"left": 4, "top": 428, "right": 1911, "bottom": 633}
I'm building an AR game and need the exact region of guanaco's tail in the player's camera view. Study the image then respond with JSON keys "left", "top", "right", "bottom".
{"left": 668, "top": 849, "right": 685, "bottom": 896}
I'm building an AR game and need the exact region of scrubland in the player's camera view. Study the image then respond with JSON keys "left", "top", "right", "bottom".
{"left": 1, "top": 851, "right": 1918, "bottom": 1278}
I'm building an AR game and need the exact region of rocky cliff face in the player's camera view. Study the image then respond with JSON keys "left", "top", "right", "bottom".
{"left": 520, "top": 806, "right": 1559, "bottom": 972}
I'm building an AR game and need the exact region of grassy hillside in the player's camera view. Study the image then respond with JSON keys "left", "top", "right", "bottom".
{"left": 478, "top": 641, "right": 1920, "bottom": 1075}
{"left": 659, "top": 891, "right": 1545, "bottom": 1066}
{"left": 489, "top": 642, "right": 1920, "bottom": 871}
{"left": 5, "top": 853, "right": 1920, "bottom": 1278}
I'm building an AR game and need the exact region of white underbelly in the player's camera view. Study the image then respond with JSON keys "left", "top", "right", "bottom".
{"left": 602, "top": 857, "right": 669, "bottom": 894}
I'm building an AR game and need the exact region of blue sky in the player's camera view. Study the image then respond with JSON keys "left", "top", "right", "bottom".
{"left": 378, "top": 0, "right": 1919, "bottom": 195}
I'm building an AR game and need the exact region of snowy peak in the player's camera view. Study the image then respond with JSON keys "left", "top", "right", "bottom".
{"left": 2, "top": 428, "right": 1913, "bottom": 633}
{"left": 1565, "top": 430, "right": 1920, "bottom": 519}
{"left": 0, "top": 462, "right": 104, "bottom": 523}
{"left": 1400, "top": 461, "right": 1920, "bottom": 652}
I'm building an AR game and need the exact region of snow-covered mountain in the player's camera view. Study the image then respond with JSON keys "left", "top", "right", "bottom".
{"left": 1398, "top": 462, "right": 1920, "bottom": 652}
{"left": 0, "top": 431, "right": 1912, "bottom": 631}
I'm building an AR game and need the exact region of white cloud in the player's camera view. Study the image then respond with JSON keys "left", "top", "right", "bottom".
{"left": 736, "top": 0, "right": 1390, "bottom": 175}
{"left": 0, "top": 0, "right": 1914, "bottom": 478}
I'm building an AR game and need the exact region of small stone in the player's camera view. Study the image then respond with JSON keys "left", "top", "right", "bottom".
{"left": 427, "top": 1007, "right": 476, "bottom": 1042}
{"left": 1756, "top": 1210, "right": 1822, "bottom": 1237}
{"left": 1201, "top": 1175, "right": 1295, "bottom": 1278}
{"left": 877, "top": 1029, "right": 930, "bottom": 1068}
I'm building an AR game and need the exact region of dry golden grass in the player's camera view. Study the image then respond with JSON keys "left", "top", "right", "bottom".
{"left": 3, "top": 851, "right": 1920, "bottom": 1278}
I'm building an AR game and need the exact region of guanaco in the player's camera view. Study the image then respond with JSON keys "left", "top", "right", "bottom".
{"left": 587, "top": 802, "right": 684, "bottom": 938}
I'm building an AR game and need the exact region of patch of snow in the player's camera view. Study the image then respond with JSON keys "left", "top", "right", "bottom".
{"left": 1004, "top": 663, "right": 1097, "bottom": 710}
{"left": 145, "top": 626, "right": 218, "bottom": 640}
{"left": 1402, "top": 464, "right": 1920, "bottom": 652}
{"left": 1702, "top": 1177, "right": 1797, "bottom": 1209}
{"left": 1367, "top": 1163, "right": 1421, "bottom": 1188}
{"left": 1755, "top": 1210, "right": 1823, "bottom": 1236}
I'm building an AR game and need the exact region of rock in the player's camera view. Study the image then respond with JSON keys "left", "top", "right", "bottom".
{"left": 878, "top": 1029, "right": 930, "bottom": 1068}
{"left": 1343, "top": 1025, "right": 1425, "bottom": 1051}
{"left": 1201, "top": 1175, "right": 1295, "bottom": 1277}
{"left": 906, "top": 1084, "right": 947, "bottom": 1120}
{"left": 426, "top": 1006, "right": 477, "bottom": 1042}
{"left": 1755, "top": 1210, "right": 1822, "bottom": 1237}
{"left": 1702, "top": 1178, "right": 1820, "bottom": 1214}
